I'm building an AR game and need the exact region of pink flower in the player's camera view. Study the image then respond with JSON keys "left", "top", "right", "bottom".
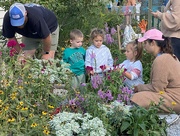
{"left": 7, "top": 40, "right": 17, "bottom": 48}
{"left": 100, "top": 65, "right": 106, "bottom": 71}
{"left": 9, "top": 48, "right": 17, "bottom": 57}
{"left": 19, "top": 43, "right": 25, "bottom": 48}
{"left": 86, "top": 66, "right": 93, "bottom": 73}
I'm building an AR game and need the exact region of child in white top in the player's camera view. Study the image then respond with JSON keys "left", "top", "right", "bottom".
{"left": 119, "top": 39, "right": 144, "bottom": 89}
{"left": 85, "top": 28, "right": 113, "bottom": 75}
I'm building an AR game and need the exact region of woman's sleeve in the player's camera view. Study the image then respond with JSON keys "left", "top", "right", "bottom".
{"left": 158, "top": 5, "right": 180, "bottom": 31}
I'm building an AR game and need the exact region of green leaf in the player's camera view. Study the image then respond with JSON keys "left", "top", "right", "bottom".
{"left": 120, "top": 121, "right": 130, "bottom": 132}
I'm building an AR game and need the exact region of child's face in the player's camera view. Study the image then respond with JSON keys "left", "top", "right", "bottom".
{"left": 124, "top": 44, "right": 137, "bottom": 61}
{"left": 92, "top": 35, "right": 103, "bottom": 48}
{"left": 70, "top": 37, "right": 83, "bottom": 48}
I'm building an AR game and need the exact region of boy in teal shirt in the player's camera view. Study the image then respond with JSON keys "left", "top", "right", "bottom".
{"left": 63, "top": 29, "right": 86, "bottom": 92}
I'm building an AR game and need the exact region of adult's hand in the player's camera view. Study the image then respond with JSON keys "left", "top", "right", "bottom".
{"left": 41, "top": 51, "right": 55, "bottom": 60}
{"left": 42, "top": 54, "right": 52, "bottom": 60}
{"left": 133, "top": 86, "right": 138, "bottom": 93}
{"left": 151, "top": 11, "right": 161, "bottom": 18}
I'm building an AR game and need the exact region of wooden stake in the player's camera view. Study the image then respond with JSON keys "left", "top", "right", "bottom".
{"left": 117, "top": 25, "right": 121, "bottom": 50}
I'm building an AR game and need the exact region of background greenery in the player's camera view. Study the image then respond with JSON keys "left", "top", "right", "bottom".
{"left": 0, "top": 0, "right": 152, "bottom": 83}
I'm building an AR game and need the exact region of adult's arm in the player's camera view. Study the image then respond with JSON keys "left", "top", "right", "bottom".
{"left": 137, "top": 55, "right": 169, "bottom": 92}
{"left": 42, "top": 34, "right": 51, "bottom": 53}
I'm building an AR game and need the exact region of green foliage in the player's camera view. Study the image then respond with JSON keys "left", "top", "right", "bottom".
{"left": 0, "top": 47, "right": 72, "bottom": 135}
{"left": 105, "top": 99, "right": 168, "bottom": 136}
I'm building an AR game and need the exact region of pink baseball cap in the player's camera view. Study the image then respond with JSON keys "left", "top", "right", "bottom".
{"left": 138, "top": 28, "right": 164, "bottom": 42}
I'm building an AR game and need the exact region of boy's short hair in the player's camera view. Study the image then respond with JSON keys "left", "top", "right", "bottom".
{"left": 70, "top": 29, "right": 84, "bottom": 40}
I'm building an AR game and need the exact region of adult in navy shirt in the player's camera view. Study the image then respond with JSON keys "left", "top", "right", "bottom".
{"left": 3, "top": 3, "right": 59, "bottom": 60}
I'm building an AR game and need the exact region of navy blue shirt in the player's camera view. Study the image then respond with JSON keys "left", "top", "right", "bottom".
{"left": 3, "top": 4, "right": 58, "bottom": 39}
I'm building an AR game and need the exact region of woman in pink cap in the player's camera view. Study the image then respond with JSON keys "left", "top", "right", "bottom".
{"left": 131, "top": 28, "right": 180, "bottom": 113}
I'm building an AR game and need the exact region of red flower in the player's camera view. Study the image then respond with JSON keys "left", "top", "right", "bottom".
{"left": 51, "top": 107, "right": 61, "bottom": 115}
{"left": 86, "top": 66, "right": 93, "bottom": 73}
{"left": 19, "top": 43, "right": 25, "bottom": 48}
{"left": 9, "top": 48, "right": 17, "bottom": 57}
{"left": 100, "top": 65, "right": 106, "bottom": 71}
{"left": 7, "top": 40, "right": 17, "bottom": 48}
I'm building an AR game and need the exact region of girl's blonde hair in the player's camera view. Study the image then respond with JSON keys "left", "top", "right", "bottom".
{"left": 127, "top": 39, "right": 143, "bottom": 61}
{"left": 90, "top": 28, "right": 105, "bottom": 41}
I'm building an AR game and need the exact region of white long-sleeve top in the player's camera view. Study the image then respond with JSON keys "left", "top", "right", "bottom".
{"left": 85, "top": 44, "right": 113, "bottom": 73}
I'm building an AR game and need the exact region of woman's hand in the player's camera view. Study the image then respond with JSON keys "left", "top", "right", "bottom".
{"left": 133, "top": 86, "right": 138, "bottom": 93}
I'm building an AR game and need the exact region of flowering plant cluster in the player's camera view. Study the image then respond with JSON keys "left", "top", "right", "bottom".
{"left": 0, "top": 49, "right": 72, "bottom": 135}
{"left": 49, "top": 112, "right": 107, "bottom": 136}
{"left": 7, "top": 39, "right": 25, "bottom": 56}
{"left": 27, "top": 59, "right": 72, "bottom": 84}
{"left": 104, "top": 23, "right": 117, "bottom": 45}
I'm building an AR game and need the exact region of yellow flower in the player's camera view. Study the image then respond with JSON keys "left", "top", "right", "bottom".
{"left": 48, "top": 105, "right": 54, "bottom": 109}
{"left": 4, "top": 106, "right": 9, "bottom": 111}
{"left": 42, "top": 111, "right": 47, "bottom": 115}
{"left": 31, "top": 123, "right": 38, "bottom": 128}
{"left": 18, "top": 86, "right": 23, "bottom": 89}
{"left": 0, "top": 90, "right": 4, "bottom": 95}
{"left": 171, "top": 101, "right": 177, "bottom": 106}
{"left": 61, "top": 47, "right": 65, "bottom": 51}
{"left": 19, "top": 101, "right": 24, "bottom": 106}
{"left": 21, "top": 117, "right": 25, "bottom": 121}
{"left": 28, "top": 75, "right": 32, "bottom": 78}
{"left": 159, "top": 91, "right": 164, "bottom": 95}
{"left": 29, "top": 113, "right": 34, "bottom": 118}
{"left": 8, "top": 118, "right": 15, "bottom": 122}
{"left": 21, "top": 107, "right": 28, "bottom": 111}
{"left": 43, "top": 129, "right": 50, "bottom": 135}
{"left": 16, "top": 105, "right": 21, "bottom": 110}
{"left": 0, "top": 99, "right": 2, "bottom": 103}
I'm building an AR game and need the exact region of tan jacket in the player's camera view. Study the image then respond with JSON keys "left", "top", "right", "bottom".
{"left": 131, "top": 54, "right": 180, "bottom": 113}
{"left": 157, "top": 0, "right": 180, "bottom": 38}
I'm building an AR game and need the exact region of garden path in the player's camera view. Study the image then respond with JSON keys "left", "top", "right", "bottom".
{"left": 167, "top": 115, "right": 180, "bottom": 136}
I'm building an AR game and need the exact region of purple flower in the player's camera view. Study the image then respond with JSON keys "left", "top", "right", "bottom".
{"left": 91, "top": 74, "right": 103, "bottom": 89}
{"left": 111, "top": 27, "right": 117, "bottom": 35}
{"left": 106, "top": 34, "right": 114, "bottom": 44}
{"left": 98, "top": 90, "right": 106, "bottom": 99}
{"left": 90, "top": 52, "right": 96, "bottom": 59}
{"left": 69, "top": 99, "right": 76, "bottom": 105}
{"left": 105, "top": 90, "right": 114, "bottom": 101}
{"left": 81, "top": 83, "right": 86, "bottom": 86}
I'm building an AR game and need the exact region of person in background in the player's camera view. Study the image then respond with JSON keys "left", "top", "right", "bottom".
{"left": 131, "top": 28, "right": 180, "bottom": 114}
{"left": 119, "top": 39, "right": 144, "bottom": 89}
{"left": 85, "top": 28, "right": 113, "bottom": 76}
{"left": 63, "top": 29, "right": 86, "bottom": 92}
{"left": 151, "top": 0, "right": 180, "bottom": 61}
{"left": 2, "top": 2, "right": 59, "bottom": 60}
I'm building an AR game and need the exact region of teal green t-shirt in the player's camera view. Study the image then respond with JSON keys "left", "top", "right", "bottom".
{"left": 63, "top": 47, "right": 86, "bottom": 76}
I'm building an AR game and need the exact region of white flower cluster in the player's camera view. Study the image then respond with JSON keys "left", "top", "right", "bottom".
{"left": 29, "top": 59, "right": 72, "bottom": 84}
{"left": 99, "top": 101, "right": 132, "bottom": 115}
{"left": 49, "top": 112, "right": 107, "bottom": 136}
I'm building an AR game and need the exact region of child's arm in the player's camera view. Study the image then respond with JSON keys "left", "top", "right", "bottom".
{"left": 85, "top": 49, "right": 94, "bottom": 74}
{"left": 107, "top": 48, "right": 114, "bottom": 68}
{"left": 123, "top": 68, "right": 141, "bottom": 80}
{"left": 62, "top": 49, "right": 68, "bottom": 63}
